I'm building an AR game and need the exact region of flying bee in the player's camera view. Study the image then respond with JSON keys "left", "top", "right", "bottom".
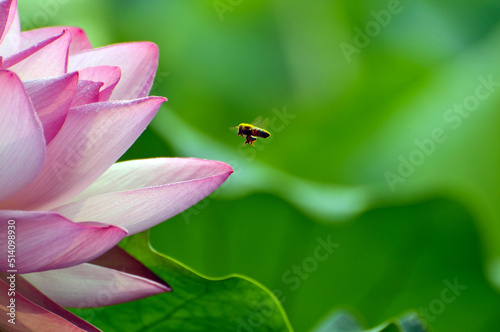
{"left": 233, "top": 123, "right": 271, "bottom": 146}
{"left": 244, "top": 134, "right": 257, "bottom": 146}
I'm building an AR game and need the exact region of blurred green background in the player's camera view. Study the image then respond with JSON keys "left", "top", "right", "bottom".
{"left": 19, "top": 0, "right": 500, "bottom": 330}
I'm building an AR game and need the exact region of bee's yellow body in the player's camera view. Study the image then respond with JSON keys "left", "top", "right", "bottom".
{"left": 235, "top": 123, "right": 271, "bottom": 146}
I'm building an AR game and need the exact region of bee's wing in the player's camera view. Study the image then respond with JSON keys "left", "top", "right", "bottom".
{"left": 251, "top": 116, "right": 270, "bottom": 129}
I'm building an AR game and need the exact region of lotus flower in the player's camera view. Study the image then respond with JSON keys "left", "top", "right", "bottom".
{"left": 0, "top": 0, "right": 232, "bottom": 330}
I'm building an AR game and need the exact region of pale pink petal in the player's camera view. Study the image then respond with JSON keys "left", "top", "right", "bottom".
{"left": 0, "top": 274, "right": 101, "bottom": 331}
{"left": 21, "top": 26, "right": 92, "bottom": 55}
{"left": 0, "top": 0, "right": 20, "bottom": 56}
{"left": 70, "top": 158, "right": 233, "bottom": 200}
{"left": 0, "top": 0, "right": 13, "bottom": 39}
{"left": 55, "top": 158, "right": 233, "bottom": 235}
{"left": 70, "top": 80, "right": 103, "bottom": 107}
{"left": 0, "top": 210, "right": 127, "bottom": 273}
{"left": 0, "top": 8, "right": 19, "bottom": 56}
{"left": 0, "top": 0, "right": 14, "bottom": 39}
{"left": 78, "top": 65, "right": 121, "bottom": 102}
{"left": 24, "top": 72, "right": 79, "bottom": 144}
{"left": 0, "top": 70, "right": 45, "bottom": 203}
{"left": 4, "top": 29, "right": 70, "bottom": 80}
{"left": 69, "top": 42, "right": 158, "bottom": 100}
{"left": 23, "top": 262, "right": 170, "bottom": 308}
{"left": 1, "top": 97, "right": 166, "bottom": 211}
{"left": 88, "top": 246, "right": 170, "bottom": 289}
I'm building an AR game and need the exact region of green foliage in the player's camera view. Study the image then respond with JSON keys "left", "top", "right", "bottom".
{"left": 149, "top": 190, "right": 500, "bottom": 331}
{"left": 71, "top": 232, "right": 292, "bottom": 331}
{"left": 311, "top": 311, "right": 426, "bottom": 332}
{"left": 19, "top": 0, "right": 500, "bottom": 330}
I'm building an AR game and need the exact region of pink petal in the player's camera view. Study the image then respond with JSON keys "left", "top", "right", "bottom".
{"left": 78, "top": 65, "right": 121, "bottom": 101}
{"left": 23, "top": 262, "right": 170, "bottom": 308}
{"left": 0, "top": 0, "right": 17, "bottom": 47}
{"left": 0, "top": 7, "right": 19, "bottom": 56}
{"left": 70, "top": 80, "right": 103, "bottom": 107}
{"left": 0, "top": 274, "right": 101, "bottom": 331}
{"left": 69, "top": 42, "right": 159, "bottom": 100}
{"left": 4, "top": 29, "right": 70, "bottom": 80}
{"left": 89, "top": 246, "right": 170, "bottom": 290}
{"left": 55, "top": 158, "right": 233, "bottom": 235}
{"left": 1, "top": 97, "right": 166, "bottom": 211}
{"left": 21, "top": 26, "right": 92, "bottom": 55}
{"left": 0, "top": 70, "right": 45, "bottom": 203}
{"left": 0, "top": 6, "right": 19, "bottom": 55}
{"left": 24, "top": 72, "right": 79, "bottom": 144}
{"left": 0, "top": 210, "right": 127, "bottom": 273}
